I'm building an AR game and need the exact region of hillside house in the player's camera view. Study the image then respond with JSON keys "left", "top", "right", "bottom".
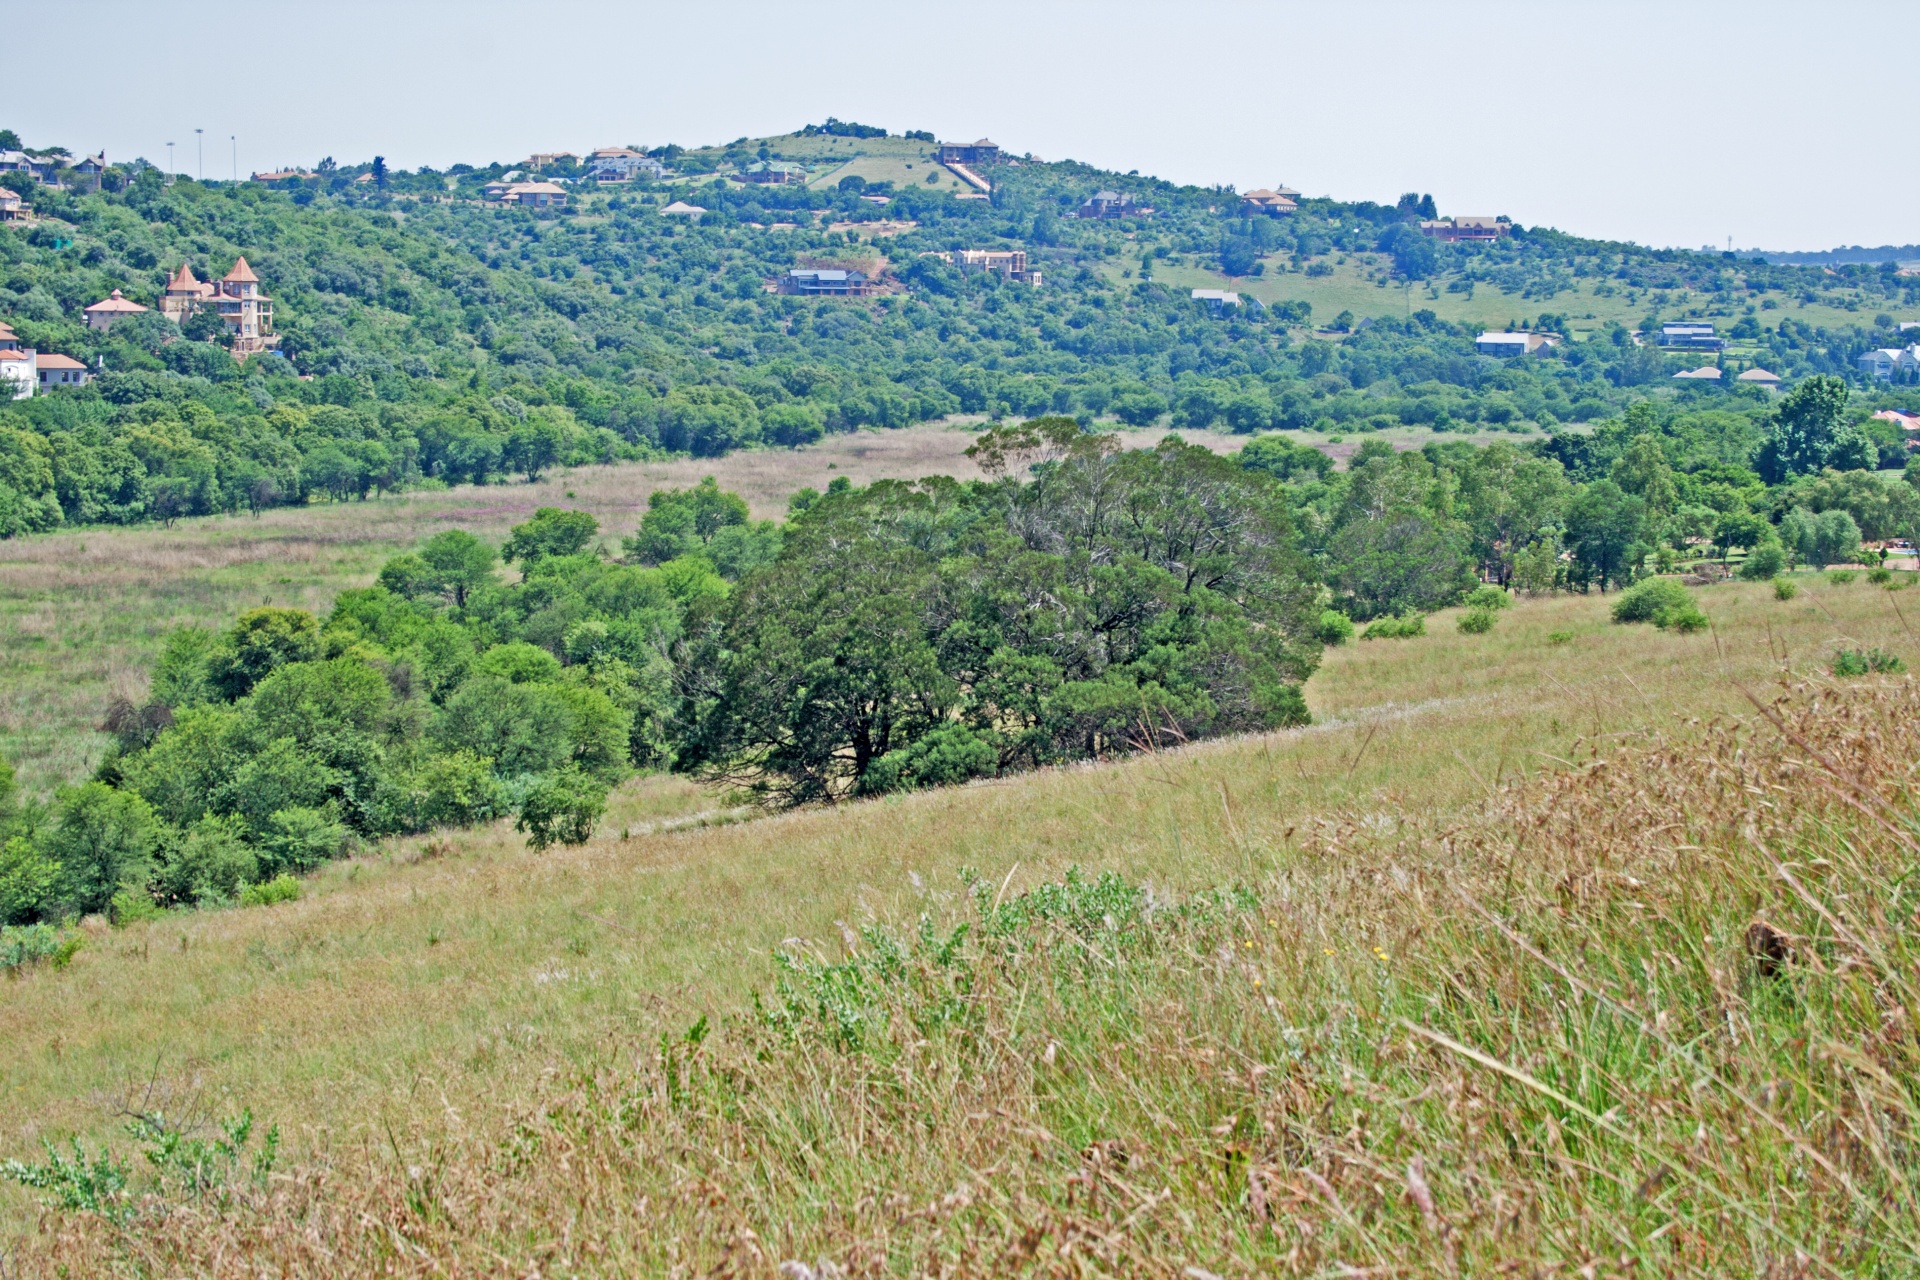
{"left": 160, "top": 259, "right": 278, "bottom": 356}
{"left": 0, "top": 151, "right": 31, "bottom": 176}
{"left": 937, "top": 139, "right": 1001, "bottom": 166}
{"left": 586, "top": 148, "right": 669, "bottom": 182}
{"left": 1673, "top": 366, "right": 1723, "bottom": 381}
{"left": 738, "top": 161, "right": 803, "bottom": 185}
{"left": 1075, "top": 190, "right": 1137, "bottom": 219}
{"left": 1859, "top": 346, "right": 1920, "bottom": 379}
{"left": 0, "top": 322, "right": 33, "bottom": 399}
{"left": 252, "top": 169, "right": 318, "bottom": 183}
{"left": 1419, "top": 217, "right": 1512, "bottom": 242}
{"left": 933, "top": 250, "right": 1041, "bottom": 285}
{"left": 83, "top": 289, "right": 148, "bottom": 331}
{"left": 660, "top": 200, "right": 706, "bottom": 218}
{"left": 1656, "top": 322, "right": 1725, "bottom": 351}
{"left": 1475, "top": 331, "right": 1551, "bottom": 357}
{"left": 0, "top": 190, "right": 21, "bottom": 222}
{"left": 526, "top": 152, "right": 580, "bottom": 169}
{"left": 36, "top": 352, "right": 89, "bottom": 390}
{"left": 778, "top": 268, "right": 875, "bottom": 297}
{"left": 1192, "top": 288, "right": 1243, "bottom": 314}
{"left": 1240, "top": 188, "right": 1299, "bottom": 216}
{"left": 494, "top": 181, "right": 568, "bottom": 207}
{"left": 1737, "top": 367, "right": 1781, "bottom": 387}
{"left": 1872, "top": 408, "right": 1920, "bottom": 433}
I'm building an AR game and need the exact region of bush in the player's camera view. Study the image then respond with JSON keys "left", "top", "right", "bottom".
{"left": 41, "top": 783, "right": 162, "bottom": 917}
{"left": 1546, "top": 630, "right": 1574, "bottom": 645}
{"left": 1654, "top": 603, "right": 1710, "bottom": 634}
{"left": 1610, "top": 577, "right": 1693, "bottom": 624}
{"left": 860, "top": 727, "right": 997, "bottom": 796}
{"left": 1773, "top": 577, "right": 1798, "bottom": 601}
{"left": 238, "top": 874, "right": 301, "bottom": 907}
{"left": 1826, "top": 570, "right": 1855, "bottom": 585}
{"left": 108, "top": 888, "right": 162, "bottom": 927}
{"left": 1362, "top": 613, "right": 1426, "bottom": 640}
{"left": 1457, "top": 609, "right": 1496, "bottom": 634}
{"left": 1464, "top": 585, "right": 1512, "bottom": 610}
{"left": 1312, "top": 609, "right": 1356, "bottom": 646}
{"left": 1738, "top": 542, "right": 1786, "bottom": 581}
{"left": 1833, "top": 647, "right": 1905, "bottom": 677}
{"left": 0, "top": 922, "right": 78, "bottom": 972}
{"left": 515, "top": 766, "right": 607, "bottom": 851}
{"left": 1868, "top": 567, "right": 1893, "bottom": 585}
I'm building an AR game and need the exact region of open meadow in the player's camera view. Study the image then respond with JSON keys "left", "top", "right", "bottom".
{"left": 6, "top": 573, "right": 1920, "bottom": 1274}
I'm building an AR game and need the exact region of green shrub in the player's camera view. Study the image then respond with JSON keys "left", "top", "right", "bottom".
{"left": 1738, "top": 542, "right": 1786, "bottom": 581}
{"left": 1457, "top": 609, "right": 1496, "bottom": 634}
{"left": 1312, "top": 609, "right": 1356, "bottom": 646}
{"left": 0, "top": 836, "right": 57, "bottom": 926}
{"left": 1868, "top": 567, "right": 1893, "bottom": 585}
{"left": 1610, "top": 577, "right": 1694, "bottom": 625}
{"left": 1832, "top": 647, "right": 1905, "bottom": 677}
{"left": 1362, "top": 613, "right": 1426, "bottom": 640}
{"left": 1654, "top": 603, "right": 1710, "bottom": 634}
{"left": 0, "top": 923, "right": 78, "bottom": 972}
{"left": 1464, "top": 585, "right": 1512, "bottom": 610}
{"left": 41, "top": 783, "right": 162, "bottom": 918}
{"left": 515, "top": 766, "right": 608, "bottom": 851}
{"left": 108, "top": 888, "right": 162, "bottom": 927}
{"left": 1773, "top": 577, "right": 1798, "bottom": 601}
{"left": 1547, "top": 630, "right": 1574, "bottom": 645}
{"left": 860, "top": 726, "right": 998, "bottom": 796}
{"left": 256, "top": 806, "right": 350, "bottom": 876}
{"left": 1827, "top": 570, "right": 1856, "bottom": 585}
{"left": 238, "top": 874, "right": 301, "bottom": 908}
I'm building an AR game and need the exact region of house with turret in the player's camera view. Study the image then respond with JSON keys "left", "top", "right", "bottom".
{"left": 159, "top": 258, "right": 278, "bottom": 357}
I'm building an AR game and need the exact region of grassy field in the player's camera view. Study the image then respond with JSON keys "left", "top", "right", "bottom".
{"left": 806, "top": 154, "right": 974, "bottom": 195}
{"left": 6, "top": 572, "right": 1919, "bottom": 1272}
{"left": 1130, "top": 252, "right": 1916, "bottom": 340}
{"left": 0, "top": 423, "right": 1230, "bottom": 797}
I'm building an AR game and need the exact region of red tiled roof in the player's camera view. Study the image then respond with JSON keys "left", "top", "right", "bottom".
{"left": 223, "top": 257, "right": 258, "bottom": 283}
{"left": 37, "top": 353, "right": 87, "bottom": 370}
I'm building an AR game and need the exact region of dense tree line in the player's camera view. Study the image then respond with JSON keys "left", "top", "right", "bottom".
{"left": 8, "top": 380, "right": 1920, "bottom": 920}
{"left": 5, "top": 130, "right": 1919, "bottom": 539}
{"left": 0, "top": 427, "right": 1320, "bottom": 922}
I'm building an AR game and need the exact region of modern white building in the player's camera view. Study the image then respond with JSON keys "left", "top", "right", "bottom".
{"left": 1475, "top": 331, "right": 1551, "bottom": 357}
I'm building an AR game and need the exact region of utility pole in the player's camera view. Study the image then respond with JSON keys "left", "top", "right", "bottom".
{"left": 195, "top": 128, "right": 203, "bottom": 180}
{"left": 231, "top": 135, "right": 237, "bottom": 183}
{"left": 166, "top": 141, "right": 175, "bottom": 180}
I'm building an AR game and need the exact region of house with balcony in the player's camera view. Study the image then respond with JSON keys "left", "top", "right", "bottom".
{"left": 586, "top": 147, "right": 669, "bottom": 182}
{"left": 1859, "top": 346, "right": 1920, "bottom": 379}
{"left": 1241, "top": 187, "right": 1300, "bottom": 216}
{"left": 931, "top": 249, "right": 1041, "bottom": 285}
{"left": 778, "top": 268, "right": 875, "bottom": 297}
{"left": 1656, "top": 322, "right": 1725, "bottom": 351}
{"left": 1075, "top": 190, "right": 1137, "bottom": 219}
{"left": 937, "top": 139, "right": 1001, "bottom": 166}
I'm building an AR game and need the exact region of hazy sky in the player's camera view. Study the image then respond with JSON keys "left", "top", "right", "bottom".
{"left": 16, "top": 1, "right": 1910, "bottom": 252}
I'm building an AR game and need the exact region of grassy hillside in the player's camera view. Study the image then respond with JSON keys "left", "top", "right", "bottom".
{"left": 6, "top": 576, "right": 1918, "bottom": 1272}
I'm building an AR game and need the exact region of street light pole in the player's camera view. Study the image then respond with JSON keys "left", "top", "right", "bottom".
{"left": 231, "top": 135, "right": 236, "bottom": 183}
{"left": 195, "top": 128, "right": 203, "bottom": 181}
{"left": 166, "top": 142, "right": 174, "bottom": 179}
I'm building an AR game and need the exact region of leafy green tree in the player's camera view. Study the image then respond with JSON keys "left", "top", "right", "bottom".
{"left": 209, "top": 608, "right": 322, "bottom": 701}
{"left": 41, "top": 783, "right": 162, "bottom": 917}
{"left": 1563, "top": 480, "right": 1647, "bottom": 591}
{"left": 1811, "top": 508, "right": 1862, "bottom": 568}
{"left": 1756, "top": 375, "right": 1872, "bottom": 482}
{"left": 416, "top": 530, "right": 496, "bottom": 607}
{"left": 502, "top": 508, "right": 598, "bottom": 566}
{"left": 623, "top": 478, "right": 749, "bottom": 565}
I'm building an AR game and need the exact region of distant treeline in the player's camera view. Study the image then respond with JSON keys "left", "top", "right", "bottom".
{"left": 5, "top": 146, "right": 1920, "bottom": 537}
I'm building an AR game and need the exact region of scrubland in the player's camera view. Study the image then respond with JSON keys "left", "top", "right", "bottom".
{"left": 4, "top": 574, "right": 1918, "bottom": 1275}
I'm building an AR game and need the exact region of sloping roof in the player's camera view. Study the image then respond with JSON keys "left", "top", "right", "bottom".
{"left": 1673, "top": 366, "right": 1723, "bottom": 380}
{"left": 660, "top": 201, "right": 706, "bottom": 215}
{"left": 1192, "top": 289, "right": 1241, "bottom": 304}
{"left": 507, "top": 182, "right": 568, "bottom": 196}
{"left": 223, "top": 257, "right": 258, "bottom": 283}
{"left": 1737, "top": 367, "right": 1781, "bottom": 383}
{"left": 85, "top": 289, "right": 148, "bottom": 314}
{"left": 36, "top": 353, "right": 87, "bottom": 370}
{"left": 591, "top": 147, "right": 647, "bottom": 159}
{"left": 167, "top": 262, "right": 204, "bottom": 290}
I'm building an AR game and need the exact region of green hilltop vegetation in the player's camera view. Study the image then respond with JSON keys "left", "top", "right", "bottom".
{"left": 4, "top": 120, "right": 1920, "bottom": 536}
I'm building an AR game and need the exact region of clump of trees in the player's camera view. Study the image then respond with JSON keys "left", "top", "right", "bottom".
{"left": 0, "top": 426, "right": 1325, "bottom": 923}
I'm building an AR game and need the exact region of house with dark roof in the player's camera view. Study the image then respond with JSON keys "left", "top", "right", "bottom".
{"left": 1241, "top": 187, "right": 1299, "bottom": 216}
{"left": 1075, "top": 190, "right": 1137, "bottom": 219}
{"left": 1419, "top": 217, "right": 1511, "bottom": 242}
{"left": 778, "top": 269, "right": 875, "bottom": 297}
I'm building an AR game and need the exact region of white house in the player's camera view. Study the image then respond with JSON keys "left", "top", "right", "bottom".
{"left": 1858, "top": 346, "right": 1920, "bottom": 379}
{"left": 586, "top": 148, "right": 669, "bottom": 182}
{"left": 1475, "top": 331, "right": 1551, "bottom": 357}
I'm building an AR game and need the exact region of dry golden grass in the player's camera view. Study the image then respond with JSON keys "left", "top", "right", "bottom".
{"left": 0, "top": 424, "right": 1230, "bottom": 794}
{"left": 5, "top": 577, "right": 1919, "bottom": 1274}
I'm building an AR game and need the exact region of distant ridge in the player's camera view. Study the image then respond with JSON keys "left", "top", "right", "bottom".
{"left": 1756, "top": 244, "right": 1920, "bottom": 268}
